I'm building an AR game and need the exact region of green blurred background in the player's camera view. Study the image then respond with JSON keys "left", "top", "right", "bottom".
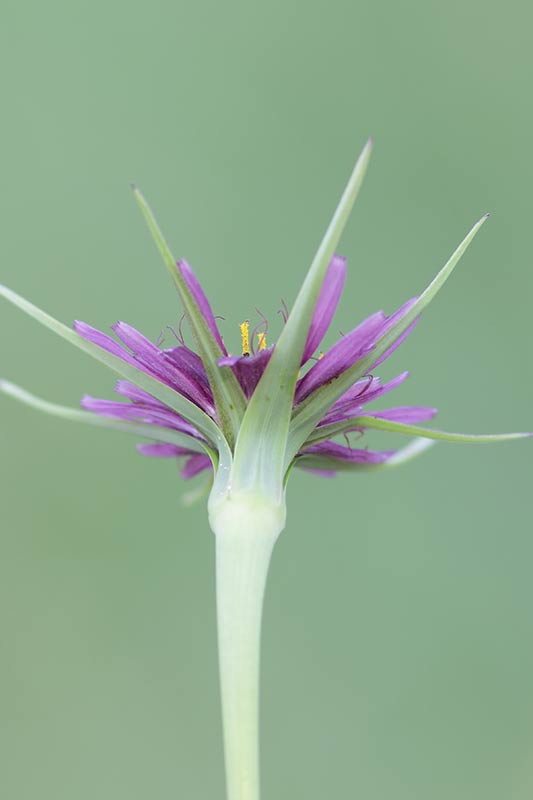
{"left": 0, "top": 0, "right": 532, "bottom": 797}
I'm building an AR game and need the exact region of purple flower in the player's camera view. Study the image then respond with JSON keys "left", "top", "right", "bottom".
{"left": 73, "top": 253, "right": 432, "bottom": 479}
{"left": 0, "top": 139, "right": 529, "bottom": 502}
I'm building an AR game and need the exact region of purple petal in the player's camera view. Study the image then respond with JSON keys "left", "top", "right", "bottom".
{"left": 74, "top": 321, "right": 138, "bottom": 368}
{"left": 357, "top": 372, "right": 409, "bottom": 405}
{"left": 319, "top": 376, "right": 381, "bottom": 421}
{"left": 177, "top": 260, "right": 227, "bottom": 354}
{"left": 302, "top": 254, "right": 347, "bottom": 363}
{"left": 162, "top": 345, "right": 211, "bottom": 390}
{"left": 75, "top": 320, "right": 215, "bottom": 415}
{"left": 294, "top": 311, "right": 386, "bottom": 404}
{"left": 114, "top": 381, "right": 208, "bottom": 431}
{"left": 136, "top": 443, "right": 212, "bottom": 479}
{"left": 82, "top": 396, "right": 145, "bottom": 420}
{"left": 180, "top": 453, "right": 212, "bottom": 479}
{"left": 301, "top": 440, "right": 395, "bottom": 464}
{"left": 112, "top": 321, "right": 159, "bottom": 360}
{"left": 321, "top": 372, "right": 409, "bottom": 424}
{"left": 372, "top": 298, "right": 419, "bottom": 369}
{"left": 218, "top": 348, "right": 273, "bottom": 398}
{"left": 332, "top": 375, "right": 383, "bottom": 404}
{"left": 366, "top": 406, "right": 438, "bottom": 424}
{"left": 115, "top": 380, "right": 166, "bottom": 405}
{"left": 113, "top": 322, "right": 215, "bottom": 415}
{"left": 136, "top": 443, "right": 195, "bottom": 458}
{"left": 81, "top": 395, "right": 202, "bottom": 438}
{"left": 297, "top": 467, "right": 337, "bottom": 478}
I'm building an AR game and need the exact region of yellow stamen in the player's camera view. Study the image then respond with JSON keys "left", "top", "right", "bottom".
{"left": 240, "top": 321, "right": 250, "bottom": 356}
{"left": 257, "top": 332, "right": 267, "bottom": 350}
{"left": 318, "top": 351, "right": 324, "bottom": 359}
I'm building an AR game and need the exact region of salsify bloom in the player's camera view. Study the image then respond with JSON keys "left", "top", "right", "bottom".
{"left": 75, "top": 261, "right": 433, "bottom": 481}
{"left": 0, "top": 140, "right": 530, "bottom": 800}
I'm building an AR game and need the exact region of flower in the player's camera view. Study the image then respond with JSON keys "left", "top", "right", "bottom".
{"left": 73, "top": 253, "right": 435, "bottom": 482}
{"left": 0, "top": 139, "right": 529, "bottom": 509}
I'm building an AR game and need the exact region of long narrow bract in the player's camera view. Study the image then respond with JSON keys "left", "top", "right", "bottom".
{"left": 310, "top": 414, "right": 532, "bottom": 445}
{"left": 133, "top": 187, "right": 247, "bottom": 446}
{"left": 230, "top": 139, "right": 374, "bottom": 498}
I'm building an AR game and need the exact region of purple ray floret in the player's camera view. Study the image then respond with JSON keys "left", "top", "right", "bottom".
{"left": 111, "top": 322, "right": 216, "bottom": 415}
{"left": 74, "top": 321, "right": 139, "bottom": 368}
{"left": 162, "top": 346, "right": 213, "bottom": 392}
{"left": 367, "top": 406, "right": 437, "bottom": 423}
{"left": 300, "top": 441, "right": 396, "bottom": 464}
{"left": 294, "top": 311, "right": 386, "bottom": 404}
{"left": 301, "top": 254, "right": 347, "bottom": 363}
{"left": 81, "top": 394, "right": 202, "bottom": 438}
{"left": 177, "top": 259, "right": 227, "bottom": 354}
{"left": 320, "top": 372, "right": 409, "bottom": 423}
{"left": 371, "top": 298, "right": 419, "bottom": 369}
{"left": 218, "top": 349, "right": 274, "bottom": 399}
{"left": 137, "top": 442, "right": 212, "bottom": 479}
{"left": 75, "top": 250, "right": 432, "bottom": 478}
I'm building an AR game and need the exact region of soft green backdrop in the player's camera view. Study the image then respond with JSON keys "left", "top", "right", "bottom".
{"left": 0, "top": 1, "right": 532, "bottom": 798}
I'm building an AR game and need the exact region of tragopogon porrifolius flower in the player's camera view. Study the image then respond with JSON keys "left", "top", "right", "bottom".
{"left": 1, "top": 140, "right": 530, "bottom": 800}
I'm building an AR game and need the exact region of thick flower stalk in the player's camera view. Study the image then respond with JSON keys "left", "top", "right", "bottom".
{"left": 0, "top": 141, "right": 530, "bottom": 800}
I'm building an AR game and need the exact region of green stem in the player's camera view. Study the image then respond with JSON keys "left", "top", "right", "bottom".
{"left": 209, "top": 492, "right": 286, "bottom": 800}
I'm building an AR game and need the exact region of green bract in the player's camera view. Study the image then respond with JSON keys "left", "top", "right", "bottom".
{"left": 133, "top": 186, "right": 247, "bottom": 447}
{"left": 230, "top": 139, "right": 373, "bottom": 500}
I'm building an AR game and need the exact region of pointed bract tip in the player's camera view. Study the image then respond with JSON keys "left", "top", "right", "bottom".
{"left": 359, "top": 138, "right": 373, "bottom": 157}
{"left": 472, "top": 213, "right": 490, "bottom": 230}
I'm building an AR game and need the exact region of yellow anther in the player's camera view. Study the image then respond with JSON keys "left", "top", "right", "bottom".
{"left": 318, "top": 351, "right": 324, "bottom": 360}
{"left": 240, "top": 321, "right": 250, "bottom": 356}
{"left": 257, "top": 332, "right": 267, "bottom": 350}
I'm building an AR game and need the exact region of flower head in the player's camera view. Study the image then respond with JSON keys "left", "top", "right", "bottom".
{"left": 73, "top": 253, "right": 435, "bottom": 483}
{"left": 0, "top": 140, "right": 529, "bottom": 516}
